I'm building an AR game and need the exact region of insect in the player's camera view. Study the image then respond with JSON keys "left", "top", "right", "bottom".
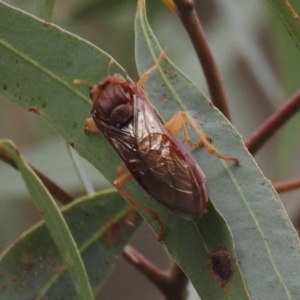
{"left": 83, "top": 55, "right": 238, "bottom": 240}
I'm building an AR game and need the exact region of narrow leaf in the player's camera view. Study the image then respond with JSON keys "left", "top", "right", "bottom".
{"left": 0, "top": 140, "right": 93, "bottom": 300}
{"left": 135, "top": 0, "right": 300, "bottom": 299}
{"left": 0, "top": 185, "right": 142, "bottom": 299}
{"left": 37, "top": 0, "right": 57, "bottom": 21}
{"left": 268, "top": 0, "right": 300, "bottom": 49}
{"left": 0, "top": 1, "right": 126, "bottom": 184}
{"left": 0, "top": 3, "right": 248, "bottom": 297}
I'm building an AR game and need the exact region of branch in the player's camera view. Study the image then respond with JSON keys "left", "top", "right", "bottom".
{"left": 245, "top": 90, "right": 300, "bottom": 155}
{"left": 170, "top": 0, "right": 231, "bottom": 120}
{"left": 273, "top": 177, "right": 300, "bottom": 193}
{"left": 124, "top": 245, "right": 188, "bottom": 300}
{"left": 0, "top": 147, "right": 73, "bottom": 205}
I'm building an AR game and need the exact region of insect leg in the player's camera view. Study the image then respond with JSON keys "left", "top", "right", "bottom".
{"left": 114, "top": 172, "right": 166, "bottom": 243}
{"left": 136, "top": 52, "right": 166, "bottom": 87}
{"left": 116, "top": 162, "right": 129, "bottom": 177}
{"left": 164, "top": 111, "right": 204, "bottom": 147}
{"left": 114, "top": 163, "right": 138, "bottom": 226}
{"left": 84, "top": 118, "right": 100, "bottom": 133}
{"left": 165, "top": 111, "right": 238, "bottom": 162}
{"left": 73, "top": 79, "right": 95, "bottom": 87}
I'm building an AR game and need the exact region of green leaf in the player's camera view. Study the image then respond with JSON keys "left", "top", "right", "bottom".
{"left": 0, "top": 140, "right": 93, "bottom": 300}
{"left": 1, "top": 1, "right": 300, "bottom": 299}
{"left": 267, "top": 0, "right": 300, "bottom": 49}
{"left": 0, "top": 1, "right": 126, "bottom": 184}
{"left": 0, "top": 4, "right": 140, "bottom": 297}
{"left": 0, "top": 3, "right": 247, "bottom": 298}
{"left": 37, "top": 0, "right": 57, "bottom": 21}
{"left": 0, "top": 184, "right": 141, "bottom": 299}
{"left": 135, "top": 0, "right": 300, "bottom": 299}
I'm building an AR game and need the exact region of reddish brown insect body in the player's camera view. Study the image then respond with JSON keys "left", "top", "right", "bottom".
{"left": 89, "top": 74, "right": 209, "bottom": 215}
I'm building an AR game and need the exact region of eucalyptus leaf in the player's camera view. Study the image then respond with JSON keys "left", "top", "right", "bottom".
{"left": 37, "top": 0, "right": 57, "bottom": 21}
{"left": 0, "top": 185, "right": 141, "bottom": 299}
{"left": 0, "top": 140, "right": 94, "bottom": 300}
{"left": 1, "top": 1, "right": 300, "bottom": 300}
{"left": 268, "top": 0, "right": 300, "bottom": 49}
{"left": 0, "top": 2, "right": 248, "bottom": 298}
{"left": 135, "top": 0, "right": 300, "bottom": 299}
{"left": 0, "top": 1, "right": 126, "bottom": 184}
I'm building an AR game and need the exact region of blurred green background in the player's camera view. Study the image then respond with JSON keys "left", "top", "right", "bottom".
{"left": 1, "top": 0, "right": 300, "bottom": 299}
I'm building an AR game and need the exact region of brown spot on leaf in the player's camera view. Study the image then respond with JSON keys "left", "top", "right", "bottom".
{"left": 53, "top": 265, "right": 64, "bottom": 274}
{"left": 20, "top": 258, "right": 36, "bottom": 272}
{"left": 208, "top": 246, "right": 233, "bottom": 289}
{"left": 161, "top": 95, "right": 168, "bottom": 104}
{"left": 14, "top": 147, "right": 21, "bottom": 156}
{"left": 68, "top": 142, "right": 75, "bottom": 148}
{"left": 28, "top": 107, "right": 41, "bottom": 115}
{"left": 11, "top": 277, "right": 19, "bottom": 284}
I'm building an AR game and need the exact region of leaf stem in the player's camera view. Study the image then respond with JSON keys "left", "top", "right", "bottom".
{"left": 124, "top": 245, "right": 188, "bottom": 300}
{"left": 0, "top": 147, "right": 73, "bottom": 204}
{"left": 172, "top": 0, "right": 231, "bottom": 120}
{"left": 273, "top": 177, "right": 300, "bottom": 193}
{"left": 245, "top": 90, "right": 300, "bottom": 155}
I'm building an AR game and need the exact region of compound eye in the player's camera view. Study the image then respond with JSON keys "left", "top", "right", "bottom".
{"left": 110, "top": 104, "right": 133, "bottom": 127}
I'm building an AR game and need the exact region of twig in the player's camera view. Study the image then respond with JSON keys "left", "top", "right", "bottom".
{"left": 124, "top": 245, "right": 188, "bottom": 300}
{"left": 0, "top": 147, "right": 73, "bottom": 205}
{"left": 171, "top": 0, "right": 231, "bottom": 120}
{"left": 273, "top": 178, "right": 300, "bottom": 193}
{"left": 245, "top": 90, "right": 300, "bottom": 155}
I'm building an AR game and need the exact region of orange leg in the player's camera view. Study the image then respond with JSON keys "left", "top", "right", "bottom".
{"left": 114, "top": 171, "right": 165, "bottom": 243}
{"left": 114, "top": 171, "right": 136, "bottom": 226}
{"left": 107, "top": 58, "right": 128, "bottom": 78}
{"left": 164, "top": 111, "right": 238, "bottom": 162}
{"left": 73, "top": 79, "right": 95, "bottom": 88}
{"left": 116, "top": 162, "right": 128, "bottom": 177}
{"left": 114, "top": 165, "right": 137, "bottom": 227}
{"left": 136, "top": 52, "right": 167, "bottom": 87}
{"left": 84, "top": 117, "right": 100, "bottom": 133}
